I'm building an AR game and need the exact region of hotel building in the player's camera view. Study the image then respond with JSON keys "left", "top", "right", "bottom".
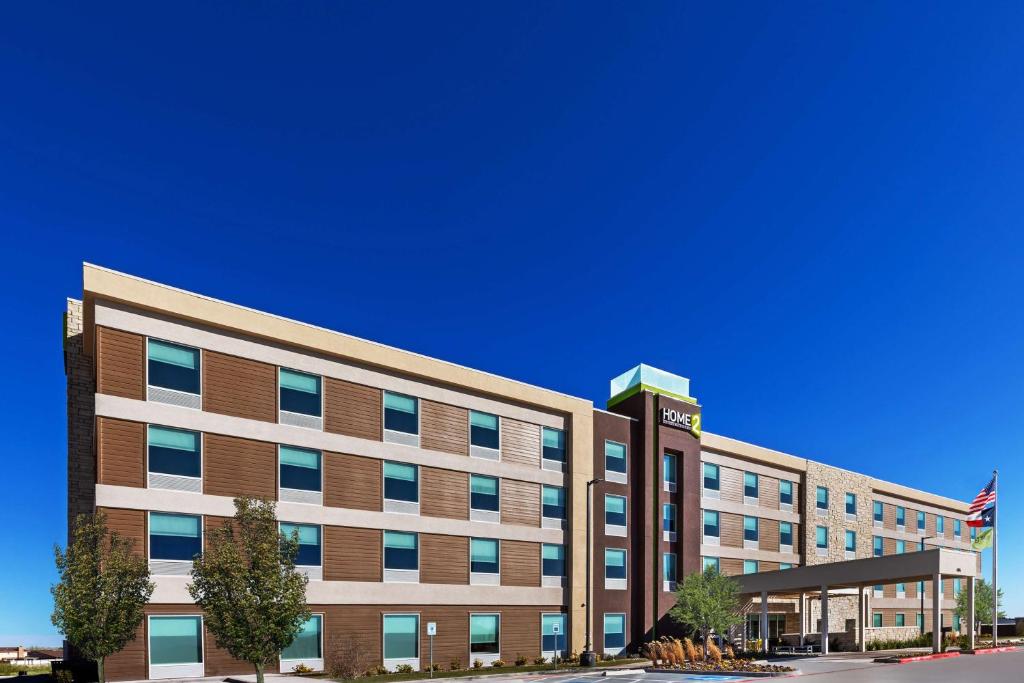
{"left": 64, "top": 265, "right": 977, "bottom": 680}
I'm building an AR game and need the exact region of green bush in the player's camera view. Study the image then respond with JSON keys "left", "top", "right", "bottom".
{"left": 514, "top": 654, "right": 528, "bottom": 666}
{"left": 448, "top": 658, "right": 462, "bottom": 671}
{"left": 394, "top": 664, "right": 414, "bottom": 674}
{"left": 533, "top": 656, "right": 548, "bottom": 665}
{"left": 866, "top": 633, "right": 933, "bottom": 651}
{"left": 472, "top": 659, "right": 484, "bottom": 669}
{"left": 490, "top": 659, "right": 505, "bottom": 668}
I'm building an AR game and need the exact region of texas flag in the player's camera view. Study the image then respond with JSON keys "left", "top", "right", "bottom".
{"left": 967, "top": 476, "right": 996, "bottom": 528}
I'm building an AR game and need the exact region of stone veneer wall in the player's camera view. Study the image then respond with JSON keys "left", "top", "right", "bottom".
{"left": 65, "top": 298, "right": 95, "bottom": 539}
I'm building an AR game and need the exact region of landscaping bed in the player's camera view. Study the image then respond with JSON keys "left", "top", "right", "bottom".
{"left": 318, "top": 658, "right": 647, "bottom": 682}
{"left": 644, "top": 664, "right": 795, "bottom": 677}
{"left": 643, "top": 638, "right": 795, "bottom": 676}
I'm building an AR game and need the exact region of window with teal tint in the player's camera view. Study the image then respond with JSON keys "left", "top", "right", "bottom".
{"left": 470, "top": 614, "right": 499, "bottom": 654}
{"left": 937, "top": 516, "right": 945, "bottom": 533}
{"left": 542, "top": 427, "right": 565, "bottom": 462}
{"left": 779, "top": 480, "right": 793, "bottom": 505}
{"left": 663, "top": 504, "right": 677, "bottom": 533}
{"left": 916, "top": 613, "right": 924, "bottom": 628}
{"left": 780, "top": 521, "right": 792, "bottom": 546}
{"left": 383, "top": 392, "right": 419, "bottom": 434}
{"left": 280, "top": 523, "right": 321, "bottom": 566}
{"left": 542, "top": 485, "right": 565, "bottom": 519}
{"left": 954, "top": 519, "right": 962, "bottom": 536}
{"left": 896, "top": 506, "right": 906, "bottom": 526}
{"left": 743, "top": 516, "right": 758, "bottom": 542}
{"left": 815, "top": 526, "right": 827, "bottom": 549}
{"left": 470, "top": 474, "right": 499, "bottom": 511}
{"left": 703, "top": 463, "right": 719, "bottom": 490}
{"left": 148, "top": 425, "right": 200, "bottom": 478}
{"left": 148, "top": 339, "right": 200, "bottom": 394}
{"left": 743, "top": 560, "right": 758, "bottom": 574}
{"left": 872, "top": 613, "right": 882, "bottom": 628}
{"left": 542, "top": 544, "right": 565, "bottom": 577}
{"left": 896, "top": 540, "right": 905, "bottom": 554}
{"left": 281, "top": 615, "right": 322, "bottom": 660}
{"left": 149, "top": 616, "right": 203, "bottom": 665}
{"left": 469, "top": 411, "right": 499, "bottom": 449}
{"left": 383, "top": 614, "right": 419, "bottom": 660}
{"left": 384, "top": 461, "right": 418, "bottom": 502}
{"left": 542, "top": 613, "right": 566, "bottom": 653}
{"left": 604, "top": 614, "right": 625, "bottom": 650}
{"left": 780, "top": 562, "right": 793, "bottom": 570}
{"left": 663, "top": 453, "right": 677, "bottom": 484}
{"left": 605, "top": 495, "right": 626, "bottom": 527}
{"left": 280, "top": 446, "right": 321, "bottom": 491}
{"left": 150, "top": 513, "right": 201, "bottom": 561}
{"left": 917, "top": 510, "right": 926, "bottom": 529}
{"left": 744, "top": 472, "right": 758, "bottom": 498}
{"left": 703, "top": 510, "right": 719, "bottom": 538}
{"left": 605, "top": 440, "right": 626, "bottom": 474}
{"left": 971, "top": 526, "right": 977, "bottom": 540}
{"left": 874, "top": 501, "right": 883, "bottom": 522}
{"left": 873, "top": 536, "right": 883, "bottom": 557}
{"left": 816, "top": 486, "right": 829, "bottom": 510}
{"left": 846, "top": 492, "right": 856, "bottom": 515}
{"left": 702, "top": 557, "right": 719, "bottom": 573}
{"left": 845, "top": 530, "right": 856, "bottom": 552}
{"left": 954, "top": 578, "right": 961, "bottom": 596}
{"left": 279, "top": 368, "right": 321, "bottom": 417}
{"left": 896, "top": 583, "right": 905, "bottom": 594}
{"left": 895, "top": 613, "right": 905, "bottom": 627}
{"left": 954, "top": 614, "right": 961, "bottom": 631}
{"left": 470, "top": 538, "right": 499, "bottom": 574}
{"left": 663, "top": 553, "right": 676, "bottom": 583}
{"left": 605, "top": 549, "right": 626, "bottom": 579}
{"left": 383, "top": 531, "right": 418, "bottom": 570}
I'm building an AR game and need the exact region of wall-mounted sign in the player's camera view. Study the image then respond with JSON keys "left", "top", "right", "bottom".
{"left": 660, "top": 407, "right": 701, "bottom": 437}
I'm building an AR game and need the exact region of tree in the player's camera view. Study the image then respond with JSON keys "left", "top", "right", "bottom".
{"left": 52, "top": 511, "right": 155, "bottom": 683}
{"left": 955, "top": 578, "right": 1006, "bottom": 635}
{"left": 668, "top": 567, "right": 742, "bottom": 654}
{"left": 189, "top": 497, "right": 310, "bottom": 683}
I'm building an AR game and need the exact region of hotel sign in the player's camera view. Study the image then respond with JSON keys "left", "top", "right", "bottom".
{"left": 660, "top": 407, "right": 701, "bottom": 437}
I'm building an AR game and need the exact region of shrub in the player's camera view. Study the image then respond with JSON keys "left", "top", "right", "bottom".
{"left": 683, "top": 637, "right": 698, "bottom": 663}
{"left": 422, "top": 664, "right": 441, "bottom": 672}
{"left": 394, "top": 664, "right": 415, "bottom": 674}
{"left": 533, "top": 656, "right": 548, "bottom": 665}
{"left": 473, "top": 659, "right": 484, "bottom": 669}
{"left": 707, "top": 641, "right": 722, "bottom": 664}
{"left": 514, "top": 654, "right": 528, "bottom": 666}
{"left": 290, "top": 664, "right": 314, "bottom": 674}
{"left": 866, "top": 633, "right": 933, "bottom": 651}
{"left": 365, "top": 665, "right": 389, "bottom": 676}
{"left": 326, "top": 633, "right": 370, "bottom": 679}
{"left": 725, "top": 644, "right": 735, "bottom": 660}
{"left": 448, "top": 658, "right": 462, "bottom": 671}
{"left": 53, "top": 670, "right": 74, "bottom": 683}
{"left": 490, "top": 659, "right": 505, "bottom": 668}
{"left": 670, "top": 638, "right": 685, "bottom": 665}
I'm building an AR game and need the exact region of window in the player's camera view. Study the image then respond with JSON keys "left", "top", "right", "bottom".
{"left": 702, "top": 556, "right": 719, "bottom": 573}
{"left": 663, "top": 553, "right": 677, "bottom": 585}
{"left": 279, "top": 446, "right": 322, "bottom": 493}
{"left": 873, "top": 501, "right": 883, "bottom": 522}
{"left": 780, "top": 562, "right": 793, "bottom": 570}
{"left": 846, "top": 493, "right": 857, "bottom": 515}
{"left": 873, "top": 585, "right": 883, "bottom": 597}
{"left": 383, "top": 391, "right": 419, "bottom": 435}
{"left": 383, "top": 531, "right": 418, "bottom": 572}
{"left": 384, "top": 461, "right": 419, "bottom": 503}
{"left": 147, "top": 425, "right": 200, "bottom": 482}
{"left": 815, "top": 526, "right": 828, "bottom": 549}
{"left": 383, "top": 614, "right": 419, "bottom": 664}
{"left": 603, "top": 614, "right": 625, "bottom": 652}
{"left": 743, "top": 516, "right": 758, "bottom": 542}
{"left": 280, "top": 523, "right": 321, "bottom": 567}
{"left": 780, "top": 521, "right": 793, "bottom": 547}
{"left": 279, "top": 368, "right": 321, "bottom": 417}
{"left": 663, "top": 453, "right": 677, "bottom": 488}
{"left": 542, "top": 485, "right": 566, "bottom": 520}
{"left": 954, "top": 519, "right": 962, "bottom": 537}
{"left": 605, "top": 495, "right": 627, "bottom": 530}
{"left": 896, "top": 540, "right": 906, "bottom": 554}
{"left": 605, "top": 549, "right": 626, "bottom": 581}
{"left": 663, "top": 504, "right": 677, "bottom": 534}
{"left": 954, "top": 615, "right": 961, "bottom": 631}
{"left": 872, "top": 613, "right": 883, "bottom": 628}
{"left": 845, "top": 530, "right": 856, "bottom": 553}
{"left": 816, "top": 486, "right": 829, "bottom": 510}
{"left": 918, "top": 580, "right": 925, "bottom": 594}
{"left": 470, "top": 474, "right": 499, "bottom": 511}
{"left": 542, "top": 427, "right": 565, "bottom": 463}
{"left": 470, "top": 614, "right": 500, "bottom": 654}
{"left": 470, "top": 538, "right": 499, "bottom": 575}
{"left": 542, "top": 614, "right": 566, "bottom": 655}
{"left": 954, "top": 578, "right": 962, "bottom": 597}
{"left": 605, "top": 440, "right": 627, "bottom": 476}
{"left": 703, "top": 463, "right": 719, "bottom": 491}
{"left": 896, "top": 583, "right": 905, "bottom": 595}
{"left": 149, "top": 615, "right": 203, "bottom": 668}
{"left": 281, "top": 615, "right": 322, "bottom": 662}
{"left": 147, "top": 339, "right": 200, "bottom": 395}
{"left": 916, "top": 613, "right": 924, "bottom": 628}
{"left": 542, "top": 544, "right": 565, "bottom": 577}
{"left": 780, "top": 480, "right": 793, "bottom": 506}
{"left": 896, "top": 506, "right": 906, "bottom": 527}
{"left": 149, "top": 513, "right": 201, "bottom": 562}
{"left": 971, "top": 526, "right": 977, "bottom": 540}
{"left": 937, "top": 516, "right": 945, "bottom": 534}
{"left": 469, "top": 411, "right": 500, "bottom": 450}
{"left": 873, "top": 536, "right": 883, "bottom": 557}
{"left": 743, "top": 560, "right": 758, "bottom": 574}
{"left": 744, "top": 472, "right": 759, "bottom": 499}
{"left": 917, "top": 510, "right": 926, "bottom": 530}
{"left": 895, "top": 613, "right": 905, "bottom": 627}
{"left": 703, "top": 510, "right": 719, "bottom": 538}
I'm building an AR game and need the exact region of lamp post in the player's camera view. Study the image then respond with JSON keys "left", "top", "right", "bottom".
{"left": 581, "top": 477, "right": 604, "bottom": 667}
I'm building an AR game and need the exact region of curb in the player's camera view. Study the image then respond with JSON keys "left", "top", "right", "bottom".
{"left": 872, "top": 652, "right": 960, "bottom": 664}
{"left": 965, "top": 646, "right": 1019, "bottom": 655}
{"left": 643, "top": 667, "right": 797, "bottom": 678}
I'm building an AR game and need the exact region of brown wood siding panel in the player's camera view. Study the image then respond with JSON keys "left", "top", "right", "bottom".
{"left": 324, "top": 378, "right": 382, "bottom": 441}
{"left": 760, "top": 561, "right": 780, "bottom": 572}
{"left": 720, "top": 558, "right": 744, "bottom": 576}
{"left": 500, "top": 608, "right": 541, "bottom": 662}
{"left": 104, "top": 620, "right": 146, "bottom": 681}
{"left": 719, "top": 512, "right": 743, "bottom": 548}
{"left": 883, "top": 537, "right": 897, "bottom": 556}
{"left": 719, "top": 467, "right": 743, "bottom": 503}
{"left": 97, "top": 507, "right": 146, "bottom": 557}
{"left": 324, "top": 526, "right": 381, "bottom": 581}
{"left": 420, "top": 400, "right": 469, "bottom": 456}
{"left": 501, "top": 480, "right": 540, "bottom": 527}
{"left": 203, "top": 434, "right": 277, "bottom": 499}
{"left": 325, "top": 452, "right": 382, "bottom": 511}
{"left": 884, "top": 503, "right": 896, "bottom": 530}
{"left": 501, "top": 540, "right": 540, "bottom": 587}
{"left": 96, "top": 326, "right": 145, "bottom": 400}
{"left": 204, "top": 628, "right": 252, "bottom": 677}
{"left": 501, "top": 419, "right": 540, "bottom": 468}
{"left": 421, "top": 467, "right": 469, "bottom": 519}
{"left": 323, "top": 605, "right": 382, "bottom": 667}
{"left": 760, "top": 476, "right": 780, "bottom": 509}
{"left": 98, "top": 417, "right": 145, "bottom": 487}
{"left": 760, "top": 518, "right": 780, "bottom": 552}
{"left": 421, "top": 534, "right": 469, "bottom": 584}
{"left": 202, "top": 350, "right": 277, "bottom": 422}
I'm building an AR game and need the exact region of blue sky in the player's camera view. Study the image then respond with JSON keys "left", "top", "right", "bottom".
{"left": 2, "top": 2, "right": 1022, "bottom": 644}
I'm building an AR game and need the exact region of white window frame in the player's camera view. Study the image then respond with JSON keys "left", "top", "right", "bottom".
{"left": 779, "top": 521, "right": 793, "bottom": 555}
{"left": 816, "top": 486, "right": 829, "bottom": 517}
{"left": 147, "top": 614, "right": 205, "bottom": 680}
{"left": 662, "top": 552, "right": 677, "bottom": 592}
{"left": 663, "top": 503, "right": 677, "bottom": 542}
{"left": 277, "top": 367, "right": 324, "bottom": 431}
{"left": 602, "top": 613, "right": 626, "bottom": 657}
{"left": 604, "top": 548, "right": 627, "bottom": 590}
{"left": 382, "top": 391, "right": 421, "bottom": 447}
{"left": 604, "top": 494, "right": 627, "bottom": 538}
{"left": 540, "top": 612, "right": 567, "bottom": 658}
{"left": 469, "top": 474, "right": 500, "bottom": 524}
{"left": 845, "top": 492, "right": 857, "bottom": 522}
{"left": 779, "top": 479, "right": 793, "bottom": 512}
{"left": 604, "top": 439, "right": 627, "bottom": 485}
{"left": 470, "top": 538, "right": 500, "bottom": 586}
{"left": 279, "top": 522, "right": 323, "bottom": 581}
{"left": 383, "top": 460, "right": 421, "bottom": 515}
{"left": 468, "top": 410, "right": 501, "bottom": 461}
{"left": 280, "top": 613, "right": 325, "bottom": 672}
{"left": 702, "top": 509, "right": 720, "bottom": 547}
{"left": 844, "top": 530, "right": 856, "bottom": 560}
{"left": 663, "top": 453, "right": 677, "bottom": 493}
{"left": 541, "top": 427, "right": 566, "bottom": 472}
{"left": 743, "top": 472, "right": 759, "bottom": 506}
{"left": 383, "top": 531, "right": 420, "bottom": 583}
{"left": 541, "top": 485, "right": 566, "bottom": 530}
{"left": 468, "top": 612, "right": 501, "bottom": 667}
{"left": 541, "top": 543, "right": 566, "bottom": 588}
{"left": 147, "top": 511, "right": 202, "bottom": 576}
{"left": 382, "top": 612, "right": 421, "bottom": 672}
{"left": 742, "top": 515, "right": 758, "bottom": 550}
{"left": 146, "top": 424, "right": 202, "bottom": 494}
{"left": 278, "top": 445, "right": 323, "bottom": 506}
{"left": 815, "top": 525, "right": 828, "bottom": 557}
{"left": 702, "top": 462, "right": 720, "bottom": 499}
{"left": 145, "top": 336, "right": 202, "bottom": 409}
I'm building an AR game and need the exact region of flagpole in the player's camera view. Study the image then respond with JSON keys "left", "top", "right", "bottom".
{"left": 992, "top": 468, "right": 998, "bottom": 647}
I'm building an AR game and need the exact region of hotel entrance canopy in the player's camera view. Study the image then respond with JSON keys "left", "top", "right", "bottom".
{"left": 734, "top": 548, "right": 979, "bottom": 655}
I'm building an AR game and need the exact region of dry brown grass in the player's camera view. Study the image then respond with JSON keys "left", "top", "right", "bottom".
{"left": 683, "top": 637, "right": 698, "bottom": 663}
{"left": 725, "top": 644, "right": 735, "bottom": 660}
{"left": 706, "top": 641, "right": 722, "bottom": 665}
{"left": 670, "top": 639, "right": 685, "bottom": 665}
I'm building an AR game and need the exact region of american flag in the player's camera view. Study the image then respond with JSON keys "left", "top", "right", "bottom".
{"left": 966, "top": 476, "right": 996, "bottom": 527}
